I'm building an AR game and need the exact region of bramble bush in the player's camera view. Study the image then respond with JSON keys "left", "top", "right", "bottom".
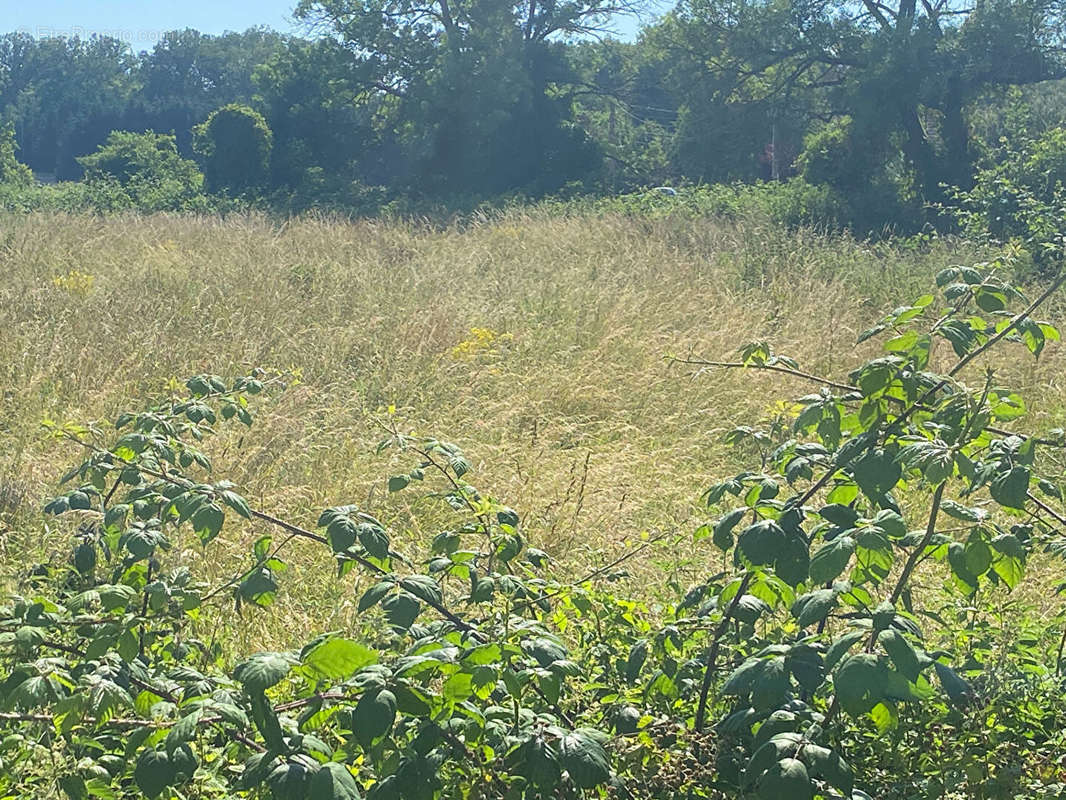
{"left": 3, "top": 258, "right": 1066, "bottom": 800}
{"left": 76, "top": 132, "right": 207, "bottom": 213}
{"left": 953, "top": 127, "right": 1066, "bottom": 269}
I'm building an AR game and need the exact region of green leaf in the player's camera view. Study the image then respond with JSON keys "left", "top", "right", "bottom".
{"left": 354, "top": 688, "right": 397, "bottom": 748}
{"left": 991, "top": 534, "right": 1025, "bottom": 590}
{"left": 443, "top": 671, "right": 474, "bottom": 703}
{"left": 934, "top": 662, "right": 972, "bottom": 707}
{"left": 8, "top": 675, "right": 56, "bottom": 710}
{"left": 869, "top": 700, "right": 899, "bottom": 731}
{"left": 773, "top": 529, "right": 810, "bottom": 588}
{"left": 464, "top": 643, "right": 502, "bottom": 666}
{"left": 808, "top": 536, "right": 855, "bottom": 584}
{"left": 358, "top": 523, "right": 390, "bottom": 559}
{"left": 963, "top": 535, "right": 992, "bottom": 577}
{"left": 311, "top": 763, "right": 362, "bottom": 800}
{"left": 165, "top": 710, "right": 201, "bottom": 755}
{"left": 722, "top": 657, "right": 764, "bottom": 697}
{"left": 989, "top": 466, "right": 1029, "bottom": 510}
{"left": 382, "top": 593, "right": 421, "bottom": 631}
{"left": 948, "top": 543, "right": 979, "bottom": 591}
{"left": 819, "top": 504, "right": 860, "bottom": 528}
{"left": 733, "top": 595, "right": 771, "bottom": 626}
{"left": 135, "top": 749, "right": 176, "bottom": 799}
{"left": 557, "top": 728, "right": 611, "bottom": 789}
{"left": 626, "top": 640, "right": 648, "bottom": 682}
{"left": 792, "top": 588, "right": 838, "bottom": 628}
{"left": 834, "top": 654, "right": 885, "bottom": 716}
{"left": 804, "top": 745, "right": 853, "bottom": 796}
{"left": 756, "top": 758, "right": 812, "bottom": 800}
{"left": 854, "top": 529, "right": 894, "bottom": 584}
{"left": 234, "top": 652, "right": 294, "bottom": 694}
{"left": 358, "top": 581, "right": 395, "bottom": 612}
{"left": 940, "top": 500, "right": 984, "bottom": 522}
{"left": 388, "top": 475, "right": 410, "bottom": 493}
{"left": 713, "top": 509, "right": 746, "bottom": 551}
{"left": 399, "top": 575, "right": 443, "bottom": 607}
{"left": 852, "top": 358, "right": 900, "bottom": 397}
{"left": 851, "top": 448, "right": 901, "bottom": 496}
{"left": 884, "top": 329, "right": 919, "bottom": 353}
{"left": 787, "top": 645, "right": 824, "bottom": 692}
{"left": 303, "top": 637, "right": 378, "bottom": 679}
{"left": 825, "top": 632, "right": 864, "bottom": 671}
{"left": 524, "top": 636, "right": 568, "bottom": 668}
{"left": 44, "top": 495, "right": 71, "bottom": 516}
{"left": 751, "top": 656, "right": 789, "bottom": 711}
{"left": 736, "top": 520, "right": 785, "bottom": 567}
{"left": 220, "top": 490, "right": 252, "bottom": 520}
{"left": 190, "top": 502, "right": 225, "bottom": 545}
{"left": 975, "top": 287, "right": 1007, "bottom": 312}
{"left": 319, "top": 506, "right": 388, "bottom": 555}
{"left": 878, "top": 629, "right": 921, "bottom": 682}
{"left": 268, "top": 759, "right": 315, "bottom": 799}
{"left": 59, "top": 776, "right": 87, "bottom": 800}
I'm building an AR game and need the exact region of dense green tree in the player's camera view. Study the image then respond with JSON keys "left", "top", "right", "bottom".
{"left": 294, "top": 0, "right": 630, "bottom": 194}
{"left": 650, "top": 0, "right": 1066, "bottom": 223}
{"left": 253, "top": 37, "right": 385, "bottom": 195}
{"left": 136, "top": 28, "right": 286, "bottom": 154}
{"left": 0, "top": 34, "right": 135, "bottom": 178}
{"left": 0, "top": 6, "right": 1062, "bottom": 215}
{"left": 193, "top": 104, "right": 274, "bottom": 194}
{"left": 0, "top": 123, "right": 33, "bottom": 186}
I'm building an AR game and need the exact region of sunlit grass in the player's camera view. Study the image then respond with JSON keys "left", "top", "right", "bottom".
{"left": 1, "top": 209, "right": 1063, "bottom": 654}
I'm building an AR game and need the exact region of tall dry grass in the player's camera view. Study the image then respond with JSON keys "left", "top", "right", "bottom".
{"left": 2, "top": 209, "right": 1061, "bottom": 650}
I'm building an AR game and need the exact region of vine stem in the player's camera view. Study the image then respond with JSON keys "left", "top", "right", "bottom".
{"left": 889, "top": 481, "right": 947, "bottom": 606}
{"left": 950, "top": 270, "right": 1066, "bottom": 377}
{"left": 694, "top": 571, "right": 754, "bottom": 732}
{"left": 671, "top": 357, "right": 1063, "bottom": 451}
{"left": 667, "top": 356, "right": 859, "bottom": 395}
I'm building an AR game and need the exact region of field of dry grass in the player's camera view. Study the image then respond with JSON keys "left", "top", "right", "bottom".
{"left": 2, "top": 209, "right": 1063, "bottom": 651}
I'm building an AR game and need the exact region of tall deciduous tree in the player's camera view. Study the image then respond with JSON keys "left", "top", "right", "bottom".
{"left": 654, "top": 0, "right": 1066, "bottom": 209}
{"left": 293, "top": 0, "right": 637, "bottom": 194}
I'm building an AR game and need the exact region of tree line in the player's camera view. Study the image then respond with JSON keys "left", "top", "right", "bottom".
{"left": 3, "top": 0, "right": 1066, "bottom": 230}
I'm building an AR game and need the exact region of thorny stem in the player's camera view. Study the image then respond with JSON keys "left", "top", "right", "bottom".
{"left": 1027, "top": 491, "right": 1066, "bottom": 529}
{"left": 889, "top": 481, "right": 947, "bottom": 606}
{"left": 1056, "top": 627, "right": 1066, "bottom": 676}
{"left": 695, "top": 571, "right": 754, "bottom": 732}
{"left": 201, "top": 531, "right": 298, "bottom": 604}
{"left": 685, "top": 270, "right": 1066, "bottom": 513}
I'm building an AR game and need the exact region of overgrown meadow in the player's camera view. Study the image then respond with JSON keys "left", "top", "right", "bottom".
{"left": 3, "top": 209, "right": 1066, "bottom": 800}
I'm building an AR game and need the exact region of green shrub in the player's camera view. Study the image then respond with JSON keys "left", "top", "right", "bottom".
{"left": 194, "top": 104, "right": 274, "bottom": 196}
{"left": 796, "top": 116, "right": 869, "bottom": 192}
{"left": 528, "top": 180, "right": 847, "bottom": 230}
{"left": 77, "top": 131, "right": 206, "bottom": 212}
{"left": 953, "top": 127, "right": 1066, "bottom": 265}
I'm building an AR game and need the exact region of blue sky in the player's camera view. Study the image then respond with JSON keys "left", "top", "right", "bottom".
{"left": 0, "top": 0, "right": 649, "bottom": 48}
{"left": 2, "top": 0, "right": 302, "bottom": 47}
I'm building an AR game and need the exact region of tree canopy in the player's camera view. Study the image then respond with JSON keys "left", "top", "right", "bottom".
{"left": 0, "top": 0, "right": 1065, "bottom": 227}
